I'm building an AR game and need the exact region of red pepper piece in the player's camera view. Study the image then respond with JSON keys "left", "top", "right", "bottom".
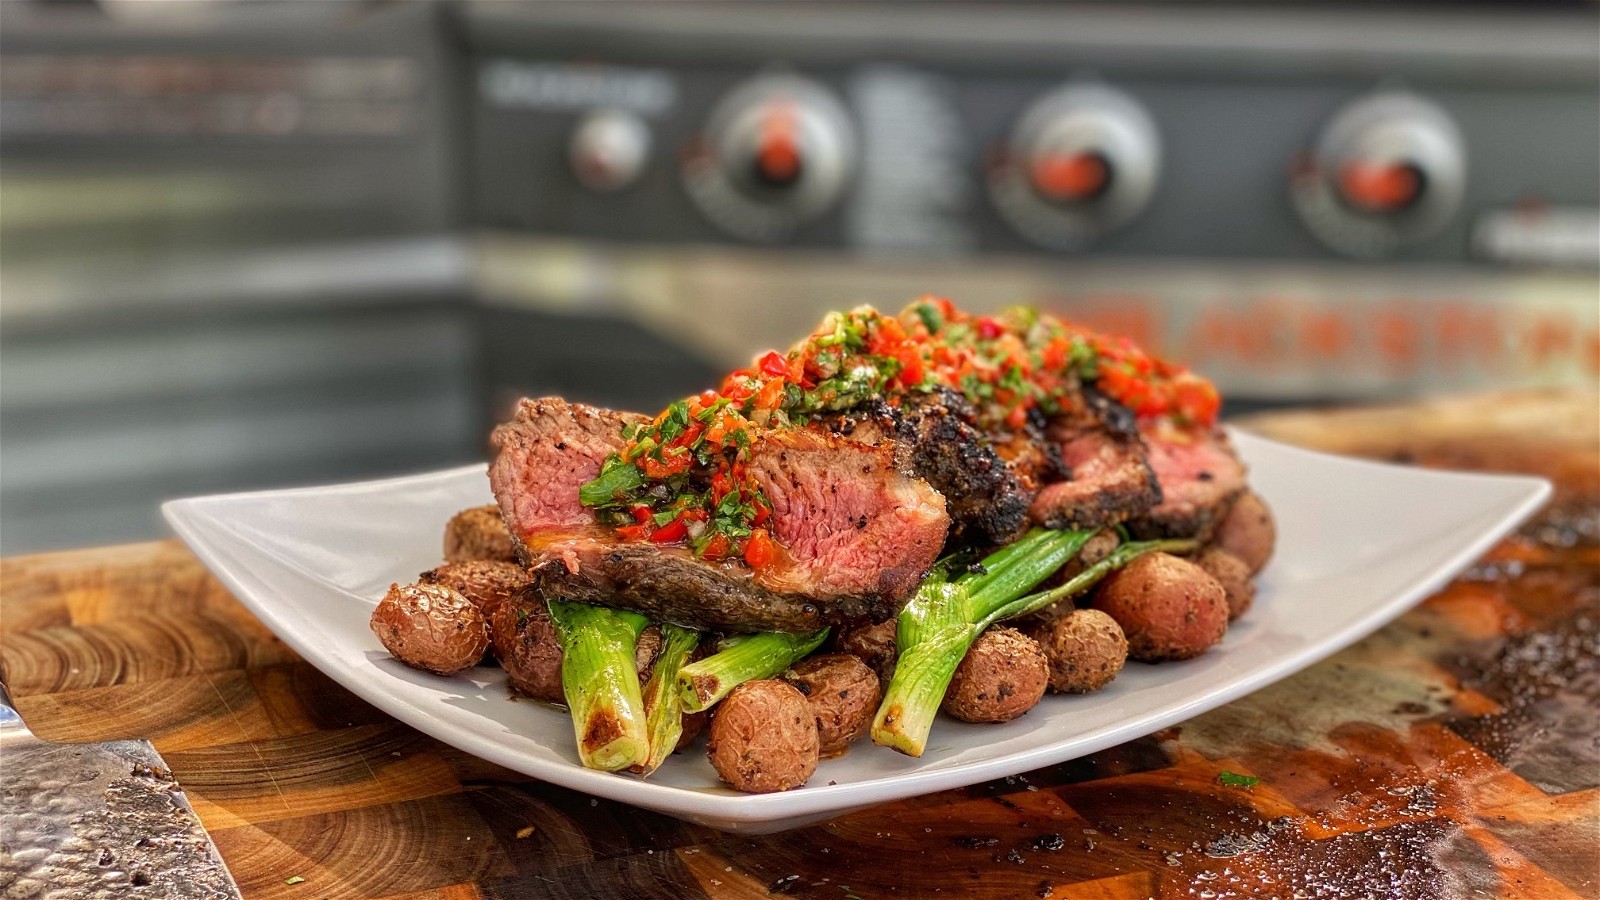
{"left": 650, "top": 515, "right": 690, "bottom": 544}
{"left": 615, "top": 523, "right": 652, "bottom": 542}
{"left": 759, "top": 351, "right": 789, "bottom": 378}
{"left": 638, "top": 451, "right": 690, "bottom": 479}
{"left": 743, "top": 528, "right": 779, "bottom": 570}
{"left": 1006, "top": 403, "right": 1029, "bottom": 429}
{"left": 709, "top": 471, "right": 731, "bottom": 502}
{"left": 749, "top": 495, "right": 771, "bottom": 526}
{"left": 896, "top": 346, "right": 925, "bottom": 387}
{"left": 700, "top": 532, "right": 734, "bottom": 561}
{"left": 754, "top": 377, "right": 785, "bottom": 410}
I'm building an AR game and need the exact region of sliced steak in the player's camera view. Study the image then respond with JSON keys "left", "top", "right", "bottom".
{"left": 745, "top": 425, "right": 948, "bottom": 601}
{"left": 489, "top": 397, "right": 950, "bottom": 632}
{"left": 1126, "top": 426, "right": 1246, "bottom": 541}
{"left": 901, "top": 390, "right": 1033, "bottom": 545}
{"left": 819, "top": 388, "right": 1031, "bottom": 545}
{"left": 989, "top": 418, "right": 1064, "bottom": 499}
{"left": 1028, "top": 389, "right": 1160, "bottom": 530}
{"left": 489, "top": 397, "right": 647, "bottom": 553}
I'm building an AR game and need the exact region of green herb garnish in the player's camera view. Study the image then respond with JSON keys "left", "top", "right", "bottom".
{"left": 578, "top": 458, "right": 646, "bottom": 508}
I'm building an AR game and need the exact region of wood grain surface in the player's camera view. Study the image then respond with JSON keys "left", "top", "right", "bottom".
{"left": 2, "top": 390, "right": 1596, "bottom": 899}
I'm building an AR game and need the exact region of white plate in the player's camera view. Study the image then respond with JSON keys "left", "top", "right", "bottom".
{"left": 162, "top": 430, "right": 1549, "bottom": 834}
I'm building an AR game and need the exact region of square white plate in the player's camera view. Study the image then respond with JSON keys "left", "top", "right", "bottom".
{"left": 163, "top": 430, "right": 1549, "bottom": 834}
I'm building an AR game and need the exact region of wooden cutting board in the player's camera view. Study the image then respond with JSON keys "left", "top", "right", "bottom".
{"left": 2, "top": 390, "right": 1596, "bottom": 900}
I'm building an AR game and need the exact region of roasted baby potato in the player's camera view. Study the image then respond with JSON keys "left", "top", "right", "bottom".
{"left": 833, "top": 618, "right": 899, "bottom": 685}
{"left": 370, "top": 582, "right": 490, "bottom": 676}
{"left": 419, "top": 559, "right": 528, "bottom": 618}
{"left": 1213, "top": 491, "right": 1275, "bottom": 574}
{"left": 1077, "top": 530, "right": 1120, "bottom": 569}
{"left": 1195, "top": 547, "right": 1256, "bottom": 621}
{"left": 489, "top": 593, "right": 565, "bottom": 702}
{"left": 488, "top": 591, "right": 665, "bottom": 704}
{"left": 941, "top": 627, "right": 1049, "bottom": 723}
{"left": 784, "top": 653, "right": 882, "bottom": 757}
{"left": 707, "top": 679, "right": 820, "bottom": 793}
{"left": 443, "top": 504, "right": 519, "bottom": 564}
{"left": 1026, "top": 608, "right": 1128, "bottom": 694}
{"left": 1091, "top": 552, "right": 1228, "bottom": 662}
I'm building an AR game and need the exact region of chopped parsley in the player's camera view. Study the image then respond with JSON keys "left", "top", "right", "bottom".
{"left": 1218, "top": 770, "right": 1261, "bottom": 788}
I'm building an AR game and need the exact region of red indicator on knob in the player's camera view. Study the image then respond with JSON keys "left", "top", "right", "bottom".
{"left": 757, "top": 140, "right": 800, "bottom": 185}
{"left": 753, "top": 101, "right": 802, "bottom": 188}
{"left": 1337, "top": 160, "right": 1423, "bottom": 213}
{"left": 1030, "top": 151, "right": 1111, "bottom": 203}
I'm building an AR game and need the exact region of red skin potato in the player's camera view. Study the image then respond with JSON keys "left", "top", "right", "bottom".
{"left": 488, "top": 596, "right": 564, "bottom": 702}
{"left": 942, "top": 627, "right": 1049, "bottom": 723}
{"left": 1195, "top": 547, "right": 1256, "bottom": 621}
{"left": 1213, "top": 491, "right": 1276, "bottom": 574}
{"left": 707, "top": 680, "right": 820, "bottom": 793}
{"left": 419, "top": 560, "right": 528, "bottom": 619}
{"left": 443, "top": 504, "right": 518, "bottom": 564}
{"left": 370, "top": 583, "right": 490, "bottom": 676}
{"left": 1091, "top": 553, "right": 1228, "bottom": 662}
{"left": 832, "top": 618, "right": 899, "bottom": 685}
{"left": 1026, "top": 608, "right": 1128, "bottom": 694}
{"left": 784, "top": 653, "right": 882, "bottom": 757}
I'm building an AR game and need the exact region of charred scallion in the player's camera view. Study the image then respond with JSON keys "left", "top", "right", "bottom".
{"left": 547, "top": 600, "right": 652, "bottom": 771}
{"left": 677, "top": 629, "right": 829, "bottom": 713}
{"left": 872, "top": 529, "right": 1196, "bottom": 757}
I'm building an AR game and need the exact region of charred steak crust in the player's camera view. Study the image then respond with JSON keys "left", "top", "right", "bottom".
{"left": 490, "top": 397, "right": 950, "bottom": 633}
{"left": 818, "top": 388, "right": 1031, "bottom": 545}
{"left": 898, "top": 388, "right": 1032, "bottom": 545}
{"left": 529, "top": 542, "right": 899, "bottom": 633}
{"left": 808, "top": 399, "right": 903, "bottom": 460}
{"left": 1126, "top": 426, "right": 1246, "bottom": 541}
{"left": 1029, "top": 389, "right": 1161, "bottom": 530}
{"left": 989, "top": 414, "right": 1065, "bottom": 496}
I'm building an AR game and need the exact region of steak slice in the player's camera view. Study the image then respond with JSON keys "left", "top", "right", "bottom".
{"left": 900, "top": 389, "right": 1032, "bottom": 545}
{"left": 819, "top": 388, "right": 1031, "bottom": 545}
{"left": 989, "top": 418, "right": 1064, "bottom": 501}
{"left": 1126, "top": 426, "right": 1246, "bottom": 541}
{"left": 489, "top": 397, "right": 648, "bottom": 553}
{"left": 489, "top": 397, "right": 949, "bottom": 632}
{"left": 1028, "top": 389, "right": 1161, "bottom": 530}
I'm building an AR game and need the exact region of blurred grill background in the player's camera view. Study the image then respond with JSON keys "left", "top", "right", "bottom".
{"left": 2, "top": 0, "right": 1596, "bottom": 553}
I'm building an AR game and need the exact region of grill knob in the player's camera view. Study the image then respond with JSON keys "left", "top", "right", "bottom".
{"left": 568, "top": 109, "right": 651, "bottom": 192}
{"left": 683, "top": 75, "right": 856, "bottom": 241}
{"left": 990, "top": 84, "right": 1160, "bottom": 250}
{"left": 1292, "top": 92, "right": 1466, "bottom": 257}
